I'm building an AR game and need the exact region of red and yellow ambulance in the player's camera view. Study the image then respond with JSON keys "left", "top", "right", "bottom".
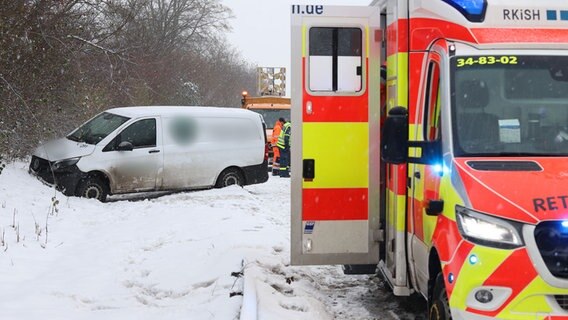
{"left": 291, "top": 1, "right": 568, "bottom": 318}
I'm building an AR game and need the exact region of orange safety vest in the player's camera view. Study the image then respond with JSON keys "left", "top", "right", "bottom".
{"left": 272, "top": 120, "right": 282, "bottom": 158}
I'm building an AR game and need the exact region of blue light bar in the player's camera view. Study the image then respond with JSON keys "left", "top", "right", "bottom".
{"left": 562, "top": 221, "right": 568, "bottom": 228}
{"left": 442, "top": 0, "right": 488, "bottom": 22}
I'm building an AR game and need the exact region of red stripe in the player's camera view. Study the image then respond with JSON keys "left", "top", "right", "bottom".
{"left": 388, "top": 19, "right": 568, "bottom": 54}
{"left": 435, "top": 215, "right": 474, "bottom": 300}
{"left": 386, "top": 19, "right": 408, "bottom": 54}
{"left": 302, "top": 57, "right": 369, "bottom": 123}
{"left": 410, "top": 18, "right": 476, "bottom": 51}
{"left": 433, "top": 215, "right": 464, "bottom": 263}
{"left": 411, "top": 197, "right": 425, "bottom": 240}
{"left": 442, "top": 240, "right": 474, "bottom": 299}
{"left": 473, "top": 28, "right": 568, "bottom": 44}
{"left": 302, "top": 188, "right": 368, "bottom": 221}
{"left": 455, "top": 159, "right": 538, "bottom": 224}
{"left": 466, "top": 249, "right": 537, "bottom": 317}
{"left": 386, "top": 164, "right": 407, "bottom": 196}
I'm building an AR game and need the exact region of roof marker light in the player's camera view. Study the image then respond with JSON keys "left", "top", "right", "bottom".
{"left": 442, "top": 0, "right": 488, "bottom": 23}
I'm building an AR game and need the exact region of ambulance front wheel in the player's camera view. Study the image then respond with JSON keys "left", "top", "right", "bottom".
{"left": 429, "top": 273, "right": 452, "bottom": 320}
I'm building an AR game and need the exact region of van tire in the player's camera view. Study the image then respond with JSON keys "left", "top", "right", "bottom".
{"left": 215, "top": 168, "right": 244, "bottom": 188}
{"left": 76, "top": 177, "right": 108, "bottom": 202}
{"left": 429, "top": 273, "right": 452, "bottom": 320}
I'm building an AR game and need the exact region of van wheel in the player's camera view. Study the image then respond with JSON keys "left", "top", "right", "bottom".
{"left": 76, "top": 177, "right": 108, "bottom": 202}
{"left": 429, "top": 273, "right": 452, "bottom": 320}
{"left": 215, "top": 168, "right": 244, "bottom": 188}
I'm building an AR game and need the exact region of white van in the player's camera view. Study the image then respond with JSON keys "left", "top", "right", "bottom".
{"left": 29, "top": 106, "right": 269, "bottom": 201}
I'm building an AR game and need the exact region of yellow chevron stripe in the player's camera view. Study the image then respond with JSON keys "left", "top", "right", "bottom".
{"left": 450, "top": 246, "right": 513, "bottom": 311}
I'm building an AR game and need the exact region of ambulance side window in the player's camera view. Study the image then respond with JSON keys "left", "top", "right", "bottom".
{"left": 424, "top": 61, "right": 441, "bottom": 141}
{"left": 308, "top": 27, "right": 362, "bottom": 93}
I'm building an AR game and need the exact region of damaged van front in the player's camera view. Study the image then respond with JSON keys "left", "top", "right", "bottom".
{"left": 29, "top": 111, "right": 130, "bottom": 199}
{"left": 30, "top": 106, "right": 268, "bottom": 202}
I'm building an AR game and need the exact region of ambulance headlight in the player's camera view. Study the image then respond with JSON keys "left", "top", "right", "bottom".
{"left": 456, "top": 206, "right": 524, "bottom": 249}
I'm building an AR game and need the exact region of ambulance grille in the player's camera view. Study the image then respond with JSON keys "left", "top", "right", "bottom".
{"left": 535, "top": 221, "right": 568, "bottom": 279}
{"left": 467, "top": 161, "right": 542, "bottom": 171}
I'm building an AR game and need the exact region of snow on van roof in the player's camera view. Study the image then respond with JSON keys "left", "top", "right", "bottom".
{"left": 106, "top": 106, "right": 257, "bottom": 118}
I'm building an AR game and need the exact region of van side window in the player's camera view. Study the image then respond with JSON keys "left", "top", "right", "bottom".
{"left": 119, "top": 119, "right": 157, "bottom": 148}
{"left": 309, "top": 27, "right": 362, "bottom": 93}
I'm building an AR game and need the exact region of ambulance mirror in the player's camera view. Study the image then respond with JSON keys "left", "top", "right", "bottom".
{"left": 408, "top": 140, "right": 442, "bottom": 165}
{"left": 381, "top": 106, "right": 408, "bottom": 164}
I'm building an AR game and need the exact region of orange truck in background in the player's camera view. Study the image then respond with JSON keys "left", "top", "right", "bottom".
{"left": 241, "top": 94, "right": 291, "bottom": 161}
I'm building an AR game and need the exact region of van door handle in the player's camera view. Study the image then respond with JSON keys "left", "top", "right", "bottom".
{"left": 148, "top": 150, "right": 160, "bottom": 154}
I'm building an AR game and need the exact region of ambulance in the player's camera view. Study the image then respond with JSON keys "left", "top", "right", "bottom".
{"left": 291, "top": 1, "right": 568, "bottom": 318}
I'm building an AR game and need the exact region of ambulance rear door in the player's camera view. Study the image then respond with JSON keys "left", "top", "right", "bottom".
{"left": 291, "top": 5, "right": 381, "bottom": 265}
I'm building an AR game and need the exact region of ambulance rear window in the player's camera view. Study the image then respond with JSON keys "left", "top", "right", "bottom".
{"left": 308, "top": 27, "right": 362, "bottom": 93}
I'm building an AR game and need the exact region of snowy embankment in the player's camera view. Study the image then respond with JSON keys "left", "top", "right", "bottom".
{"left": 0, "top": 162, "right": 423, "bottom": 320}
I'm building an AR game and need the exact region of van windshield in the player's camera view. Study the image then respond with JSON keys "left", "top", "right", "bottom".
{"left": 67, "top": 112, "right": 130, "bottom": 145}
{"left": 451, "top": 55, "right": 568, "bottom": 157}
{"left": 250, "top": 109, "right": 290, "bottom": 128}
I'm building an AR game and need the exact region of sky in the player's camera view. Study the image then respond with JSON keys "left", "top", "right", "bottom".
{"left": 0, "top": 162, "right": 422, "bottom": 319}
{"left": 221, "top": 0, "right": 372, "bottom": 96}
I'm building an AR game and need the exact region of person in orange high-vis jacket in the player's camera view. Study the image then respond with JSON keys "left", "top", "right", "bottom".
{"left": 271, "top": 118, "right": 285, "bottom": 176}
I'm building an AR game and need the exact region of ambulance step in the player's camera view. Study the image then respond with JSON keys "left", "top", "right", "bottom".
{"left": 343, "top": 264, "right": 378, "bottom": 275}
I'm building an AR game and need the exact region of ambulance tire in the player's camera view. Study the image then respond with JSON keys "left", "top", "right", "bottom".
{"left": 429, "top": 273, "right": 452, "bottom": 320}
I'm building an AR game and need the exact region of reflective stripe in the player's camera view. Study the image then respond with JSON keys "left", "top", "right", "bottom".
{"left": 277, "top": 122, "right": 291, "bottom": 149}
{"left": 303, "top": 188, "right": 368, "bottom": 220}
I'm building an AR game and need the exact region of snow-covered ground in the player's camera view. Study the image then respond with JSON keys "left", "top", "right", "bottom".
{"left": 0, "top": 161, "right": 425, "bottom": 320}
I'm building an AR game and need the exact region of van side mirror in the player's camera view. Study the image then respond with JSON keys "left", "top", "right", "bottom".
{"left": 381, "top": 107, "right": 409, "bottom": 164}
{"left": 117, "top": 141, "right": 134, "bottom": 151}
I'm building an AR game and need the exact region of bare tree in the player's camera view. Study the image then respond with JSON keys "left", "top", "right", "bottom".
{"left": 0, "top": 0, "right": 257, "bottom": 159}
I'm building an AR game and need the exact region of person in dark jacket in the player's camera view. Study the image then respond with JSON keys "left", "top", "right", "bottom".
{"left": 276, "top": 120, "right": 291, "bottom": 178}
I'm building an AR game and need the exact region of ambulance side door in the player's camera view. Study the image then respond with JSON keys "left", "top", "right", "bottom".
{"left": 290, "top": 5, "right": 382, "bottom": 265}
{"left": 409, "top": 50, "right": 443, "bottom": 295}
